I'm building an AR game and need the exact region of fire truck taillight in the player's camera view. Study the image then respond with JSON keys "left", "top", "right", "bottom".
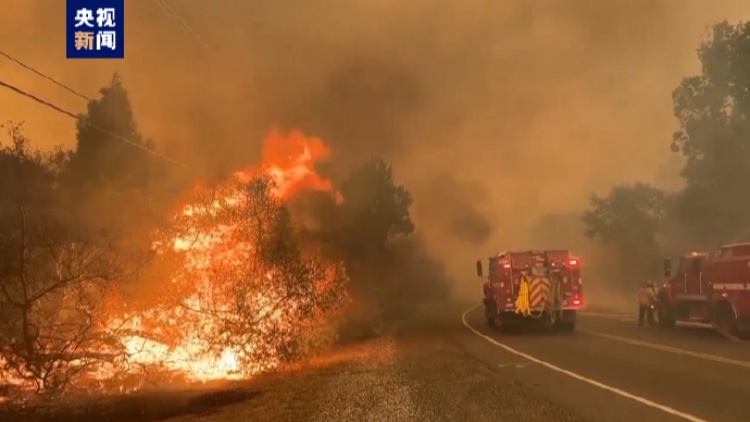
{"left": 568, "top": 259, "right": 578, "bottom": 266}
{"left": 502, "top": 263, "right": 511, "bottom": 269}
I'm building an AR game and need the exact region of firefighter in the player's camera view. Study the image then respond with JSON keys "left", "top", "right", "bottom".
{"left": 637, "top": 281, "right": 657, "bottom": 327}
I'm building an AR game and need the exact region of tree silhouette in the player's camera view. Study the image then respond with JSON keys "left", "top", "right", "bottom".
{"left": 336, "top": 157, "right": 414, "bottom": 258}
{"left": 671, "top": 21, "right": 750, "bottom": 245}
{"left": 68, "top": 73, "right": 154, "bottom": 191}
{"left": 581, "top": 21, "right": 750, "bottom": 281}
{"left": 582, "top": 183, "right": 669, "bottom": 282}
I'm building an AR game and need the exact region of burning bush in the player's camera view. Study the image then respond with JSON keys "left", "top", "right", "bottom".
{"left": 108, "top": 173, "right": 349, "bottom": 384}
{"left": 0, "top": 124, "right": 147, "bottom": 393}
{"left": 0, "top": 126, "right": 349, "bottom": 396}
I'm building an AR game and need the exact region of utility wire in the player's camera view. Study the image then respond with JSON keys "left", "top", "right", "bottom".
{"left": 0, "top": 49, "right": 92, "bottom": 102}
{"left": 0, "top": 79, "right": 189, "bottom": 168}
{"left": 150, "top": 0, "right": 210, "bottom": 51}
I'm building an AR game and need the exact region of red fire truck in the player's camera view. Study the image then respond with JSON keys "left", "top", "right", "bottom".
{"left": 658, "top": 242, "right": 750, "bottom": 338}
{"left": 476, "top": 250, "right": 585, "bottom": 332}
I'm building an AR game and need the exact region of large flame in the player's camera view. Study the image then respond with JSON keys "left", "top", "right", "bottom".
{"left": 256, "top": 129, "right": 335, "bottom": 199}
{"left": 0, "top": 129, "right": 346, "bottom": 392}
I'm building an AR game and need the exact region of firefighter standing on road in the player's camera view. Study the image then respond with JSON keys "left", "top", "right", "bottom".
{"left": 637, "top": 281, "right": 657, "bottom": 327}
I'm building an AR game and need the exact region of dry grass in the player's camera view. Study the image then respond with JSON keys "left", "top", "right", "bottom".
{"left": 0, "top": 340, "right": 388, "bottom": 422}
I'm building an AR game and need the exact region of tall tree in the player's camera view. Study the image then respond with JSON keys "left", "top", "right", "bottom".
{"left": 64, "top": 74, "right": 167, "bottom": 251}
{"left": 299, "top": 158, "right": 429, "bottom": 333}
{"left": 581, "top": 183, "right": 669, "bottom": 282}
{"left": 68, "top": 73, "right": 153, "bottom": 191}
{"left": 336, "top": 157, "right": 414, "bottom": 258}
{"left": 671, "top": 21, "right": 750, "bottom": 245}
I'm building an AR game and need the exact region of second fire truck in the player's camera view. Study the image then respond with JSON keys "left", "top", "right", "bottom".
{"left": 658, "top": 241, "right": 750, "bottom": 338}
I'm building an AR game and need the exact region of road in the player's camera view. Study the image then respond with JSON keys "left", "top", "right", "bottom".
{"left": 460, "top": 304, "right": 750, "bottom": 422}
{"left": 156, "top": 302, "right": 749, "bottom": 422}
{"left": 11, "top": 302, "right": 748, "bottom": 422}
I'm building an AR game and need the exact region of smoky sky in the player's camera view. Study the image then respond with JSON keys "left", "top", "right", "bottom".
{"left": 2, "top": 0, "right": 750, "bottom": 289}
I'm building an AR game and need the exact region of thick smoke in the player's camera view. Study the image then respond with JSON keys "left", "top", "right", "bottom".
{"left": 3, "top": 0, "right": 750, "bottom": 301}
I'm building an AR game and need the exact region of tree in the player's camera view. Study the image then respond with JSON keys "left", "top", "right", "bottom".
{"left": 335, "top": 158, "right": 414, "bottom": 258}
{"left": 671, "top": 21, "right": 750, "bottom": 245}
{"left": 67, "top": 73, "right": 155, "bottom": 191}
{"left": 63, "top": 75, "right": 170, "bottom": 257}
{"left": 0, "top": 124, "right": 143, "bottom": 393}
{"left": 129, "top": 174, "right": 349, "bottom": 377}
{"left": 581, "top": 183, "right": 669, "bottom": 283}
{"left": 304, "top": 158, "right": 453, "bottom": 333}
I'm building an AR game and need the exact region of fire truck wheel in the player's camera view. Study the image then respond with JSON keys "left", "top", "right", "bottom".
{"left": 715, "top": 306, "right": 737, "bottom": 337}
{"left": 486, "top": 316, "right": 496, "bottom": 328}
{"left": 484, "top": 302, "right": 497, "bottom": 328}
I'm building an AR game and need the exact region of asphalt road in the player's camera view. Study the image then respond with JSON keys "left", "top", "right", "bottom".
{"left": 460, "top": 304, "right": 750, "bottom": 422}
{"left": 12, "top": 302, "right": 748, "bottom": 422}
{"left": 168, "top": 302, "right": 750, "bottom": 422}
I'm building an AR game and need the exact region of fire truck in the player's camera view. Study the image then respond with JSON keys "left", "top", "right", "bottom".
{"left": 658, "top": 242, "right": 750, "bottom": 338}
{"left": 476, "top": 250, "right": 585, "bottom": 331}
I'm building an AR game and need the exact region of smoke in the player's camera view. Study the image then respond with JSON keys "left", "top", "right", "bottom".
{"left": 415, "top": 173, "right": 494, "bottom": 245}
{"left": 3, "top": 0, "right": 750, "bottom": 301}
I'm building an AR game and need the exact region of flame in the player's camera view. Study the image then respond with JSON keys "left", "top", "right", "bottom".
{"left": 0, "top": 129, "right": 346, "bottom": 394}
{"left": 237, "top": 129, "right": 342, "bottom": 202}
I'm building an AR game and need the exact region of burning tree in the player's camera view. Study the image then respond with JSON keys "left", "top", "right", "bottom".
{"left": 102, "top": 134, "right": 349, "bottom": 384}
{"left": 0, "top": 124, "right": 145, "bottom": 393}
{"left": 106, "top": 174, "right": 349, "bottom": 382}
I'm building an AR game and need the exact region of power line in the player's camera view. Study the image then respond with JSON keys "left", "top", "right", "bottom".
{"left": 0, "top": 79, "right": 189, "bottom": 169}
{"left": 0, "top": 49, "right": 92, "bottom": 102}
{"left": 150, "top": 0, "right": 210, "bottom": 51}
{"left": 155, "top": 0, "right": 210, "bottom": 50}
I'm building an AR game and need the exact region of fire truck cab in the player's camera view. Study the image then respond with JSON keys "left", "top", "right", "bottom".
{"left": 476, "top": 249, "right": 584, "bottom": 332}
{"left": 659, "top": 242, "right": 750, "bottom": 337}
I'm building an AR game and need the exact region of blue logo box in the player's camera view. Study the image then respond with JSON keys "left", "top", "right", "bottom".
{"left": 66, "top": 0, "right": 125, "bottom": 59}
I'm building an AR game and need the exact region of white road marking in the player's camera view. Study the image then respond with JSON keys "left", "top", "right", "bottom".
{"left": 461, "top": 303, "right": 710, "bottom": 422}
{"left": 582, "top": 330, "right": 750, "bottom": 369}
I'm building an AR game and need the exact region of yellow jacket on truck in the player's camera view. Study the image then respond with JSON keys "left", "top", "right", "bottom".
{"left": 637, "top": 284, "right": 656, "bottom": 306}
